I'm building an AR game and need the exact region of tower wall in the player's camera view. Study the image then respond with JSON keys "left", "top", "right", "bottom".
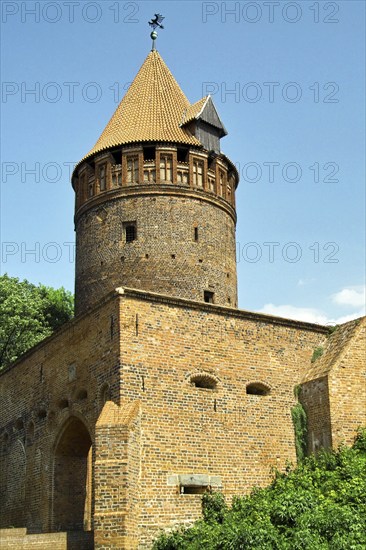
{"left": 73, "top": 146, "right": 239, "bottom": 315}
{"left": 75, "top": 190, "right": 237, "bottom": 315}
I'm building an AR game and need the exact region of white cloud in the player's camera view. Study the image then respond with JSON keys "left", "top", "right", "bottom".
{"left": 258, "top": 303, "right": 365, "bottom": 326}
{"left": 331, "top": 286, "right": 366, "bottom": 308}
{"left": 257, "top": 284, "right": 366, "bottom": 325}
{"left": 258, "top": 304, "right": 330, "bottom": 324}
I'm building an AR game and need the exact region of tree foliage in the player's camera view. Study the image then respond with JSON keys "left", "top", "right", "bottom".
{"left": 0, "top": 274, "right": 74, "bottom": 370}
{"left": 153, "top": 428, "right": 366, "bottom": 550}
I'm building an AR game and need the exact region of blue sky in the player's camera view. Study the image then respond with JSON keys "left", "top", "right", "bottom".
{"left": 1, "top": 0, "right": 365, "bottom": 324}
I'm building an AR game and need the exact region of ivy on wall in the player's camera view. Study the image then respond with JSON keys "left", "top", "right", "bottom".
{"left": 291, "top": 385, "right": 307, "bottom": 462}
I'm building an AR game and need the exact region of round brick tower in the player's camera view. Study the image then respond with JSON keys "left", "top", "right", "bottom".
{"left": 72, "top": 50, "right": 239, "bottom": 315}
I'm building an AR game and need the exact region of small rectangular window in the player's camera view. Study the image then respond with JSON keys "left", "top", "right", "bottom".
{"left": 204, "top": 291, "right": 214, "bottom": 303}
{"left": 124, "top": 222, "right": 137, "bottom": 243}
{"left": 194, "top": 227, "right": 199, "bottom": 242}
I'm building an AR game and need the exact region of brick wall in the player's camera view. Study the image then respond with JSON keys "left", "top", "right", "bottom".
{"left": 115, "top": 289, "right": 328, "bottom": 545}
{"left": 0, "top": 294, "right": 121, "bottom": 534}
{"left": 301, "top": 376, "right": 332, "bottom": 453}
{"left": 329, "top": 319, "right": 366, "bottom": 447}
{"left": 1, "top": 289, "right": 364, "bottom": 548}
{"left": 0, "top": 529, "right": 93, "bottom": 550}
{"left": 75, "top": 191, "right": 237, "bottom": 315}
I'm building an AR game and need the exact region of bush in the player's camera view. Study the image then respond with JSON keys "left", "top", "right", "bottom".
{"left": 153, "top": 431, "right": 366, "bottom": 549}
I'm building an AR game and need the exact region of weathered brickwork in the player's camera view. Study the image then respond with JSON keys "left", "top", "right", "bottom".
{"left": 1, "top": 289, "right": 364, "bottom": 548}
{"left": 327, "top": 320, "right": 366, "bottom": 447}
{"left": 0, "top": 295, "right": 121, "bottom": 534}
{"left": 301, "top": 318, "right": 366, "bottom": 452}
{"left": 0, "top": 529, "right": 93, "bottom": 549}
{"left": 74, "top": 183, "right": 238, "bottom": 315}
{"left": 300, "top": 377, "right": 332, "bottom": 453}
{"left": 1, "top": 45, "right": 365, "bottom": 550}
{"left": 114, "top": 290, "right": 329, "bottom": 546}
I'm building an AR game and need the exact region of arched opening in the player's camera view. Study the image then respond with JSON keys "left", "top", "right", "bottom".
{"left": 53, "top": 417, "right": 92, "bottom": 531}
{"left": 246, "top": 382, "right": 271, "bottom": 396}
{"left": 190, "top": 373, "right": 218, "bottom": 390}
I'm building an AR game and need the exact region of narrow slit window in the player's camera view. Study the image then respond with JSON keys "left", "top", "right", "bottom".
{"left": 127, "top": 156, "right": 139, "bottom": 183}
{"left": 219, "top": 170, "right": 225, "bottom": 197}
{"left": 194, "top": 227, "right": 199, "bottom": 241}
{"left": 193, "top": 159, "right": 204, "bottom": 187}
{"left": 160, "top": 154, "right": 173, "bottom": 182}
{"left": 99, "top": 164, "right": 106, "bottom": 191}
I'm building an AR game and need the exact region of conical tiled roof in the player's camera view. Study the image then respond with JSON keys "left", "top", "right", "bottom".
{"left": 82, "top": 50, "right": 201, "bottom": 163}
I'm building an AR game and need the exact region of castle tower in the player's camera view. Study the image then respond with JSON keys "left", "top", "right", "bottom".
{"left": 72, "top": 49, "right": 239, "bottom": 315}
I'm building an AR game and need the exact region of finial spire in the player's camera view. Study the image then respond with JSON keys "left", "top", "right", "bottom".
{"left": 148, "top": 13, "right": 165, "bottom": 51}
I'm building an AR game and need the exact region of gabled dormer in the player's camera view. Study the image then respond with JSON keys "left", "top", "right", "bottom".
{"left": 180, "top": 95, "right": 227, "bottom": 153}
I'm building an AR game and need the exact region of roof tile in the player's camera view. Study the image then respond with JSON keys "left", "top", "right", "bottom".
{"left": 81, "top": 50, "right": 201, "bottom": 164}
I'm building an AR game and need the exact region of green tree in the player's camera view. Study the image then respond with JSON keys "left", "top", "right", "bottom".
{"left": 0, "top": 274, "right": 74, "bottom": 370}
{"left": 153, "top": 428, "right": 366, "bottom": 549}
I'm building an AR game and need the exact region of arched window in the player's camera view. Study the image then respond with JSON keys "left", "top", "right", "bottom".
{"left": 246, "top": 382, "right": 270, "bottom": 396}
{"left": 190, "top": 374, "right": 218, "bottom": 390}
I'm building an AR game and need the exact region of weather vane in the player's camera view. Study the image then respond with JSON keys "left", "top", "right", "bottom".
{"left": 148, "top": 13, "right": 165, "bottom": 50}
